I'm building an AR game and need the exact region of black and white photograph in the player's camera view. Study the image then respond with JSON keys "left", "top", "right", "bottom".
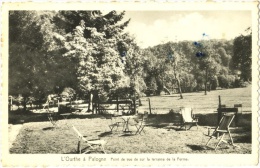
{"left": 1, "top": 1, "right": 259, "bottom": 167}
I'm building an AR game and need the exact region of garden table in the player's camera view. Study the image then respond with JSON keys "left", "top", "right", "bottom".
{"left": 121, "top": 115, "right": 138, "bottom": 133}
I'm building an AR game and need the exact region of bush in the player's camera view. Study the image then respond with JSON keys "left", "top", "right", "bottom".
{"left": 233, "top": 79, "right": 250, "bottom": 88}
{"left": 218, "top": 75, "right": 235, "bottom": 88}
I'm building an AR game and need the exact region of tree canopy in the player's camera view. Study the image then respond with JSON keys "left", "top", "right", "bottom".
{"left": 9, "top": 10, "right": 252, "bottom": 111}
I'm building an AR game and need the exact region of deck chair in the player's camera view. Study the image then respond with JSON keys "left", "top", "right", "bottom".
{"left": 206, "top": 114, "right": 238, "bottom": 150}
{"left": 72, "top": 125, "right": 106, "bottom": 154}
{"left": 47, "top": 110, "right": 58, "bottom": 128}
{"left": 180, "top": 107, "right": 198, "bottom": 130}
{"left": 132, "top": 112, "right": 149, "bottom": 135}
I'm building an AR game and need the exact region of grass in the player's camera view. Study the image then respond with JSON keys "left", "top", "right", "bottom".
{"left": 9, "top": 115, "right": 251, "bottom": 154}
{"left": 9, "top": 86, "right": 252, "bottom": 154}
{"left": 139, "top": 85, "right": 251, "bottom": 114}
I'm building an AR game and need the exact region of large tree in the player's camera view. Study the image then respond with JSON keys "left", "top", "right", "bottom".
{"left": 59, "top": 11, "right": 131, "bottom": 112}
{"left": 233, "top": 29, "right": 252, "bottom": 81}
{"left": 9, "top": 11, "right": 78, "bottom": 111}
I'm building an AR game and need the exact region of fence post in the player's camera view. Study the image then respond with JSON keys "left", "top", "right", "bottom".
{"left": 218, "top": 95, "right": 221, "bottom": 108}
{"left": 148, "top": 98, "right": 152, "bottom": 114}
{"left": 217, "top": 95, "right": 221, "bottom": 123}
{"left": 116, "top": 96, "right": 119, "bottom": 112}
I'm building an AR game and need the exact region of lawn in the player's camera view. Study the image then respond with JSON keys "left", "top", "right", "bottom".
{"left": 139, "top": 85, "right": 251, "bottom": 114}
{"left": 9, "top": 116, "right": 251, "bottom": 154}
{"left": 9, "top": 86, "right": 252, "bottom": 154}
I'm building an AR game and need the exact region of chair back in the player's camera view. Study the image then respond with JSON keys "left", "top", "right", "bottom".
{"left": 142, "top": 112, "right": 149, "bottom": 120}
{"left": 217, "top": 114, "right": 235, "bottom": 131}
{"left": 72, "top": 125, "right": 84, "bottom": 140}
{"left": 180, "top": 107, "right": 193, "bottom": 122}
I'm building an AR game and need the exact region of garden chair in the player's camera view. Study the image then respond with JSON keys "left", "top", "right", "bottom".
{"left": 47, "top": 110, "right": 58, "bottom": 128}
{"left": 131, "top": 112, "right": 149, "bottom": 135}
{"left": 206, "top": 113, "right": 238, "bottom": 150}
{"left": 180, "top": 107, "right": 198, "bottom": 130}
{"left": 72, "top": 125, "right": 106, "bottom": 154}
{"left": 107, "top": 113, "right": 125, "bottom": 132}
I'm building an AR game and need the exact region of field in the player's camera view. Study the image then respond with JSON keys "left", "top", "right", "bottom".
{"left": 139, "top": 85, "right": 251, "bottom": 114}
{"left": 9, "top": 86, "right": 252, "bottom": 154}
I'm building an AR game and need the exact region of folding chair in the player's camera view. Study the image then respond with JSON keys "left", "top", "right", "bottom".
{"left": 72, "top": 125, "right": 106, "bottom": 154}
{"left": 206, "top": 113, "right": 238, "bottom": 150}
{"left": 133, "top": 112, "right": 149, "bottom": 135}
{"left": 180, "top": 107, "right": 198, "bottom": 130}
{"left": 47, "top": 110, "right": 58, "bottom": 128}
{"left": 107, "top": 114, "right": 125, "bottom": 132}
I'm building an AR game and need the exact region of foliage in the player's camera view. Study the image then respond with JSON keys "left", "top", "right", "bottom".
{"left": 233, "top": 30, "right": 252, "bottom": 81}
{"left": 141, "top": 38, "right": 242, "bottom": 93}
{"left": 59, "top": 11, "right": 133, "bottom": 99}
{"left": 60, "top": 87, "right": 76, "bottom": 99}
{"left": 9, "top": 10, "right": 251, "bottom": 111}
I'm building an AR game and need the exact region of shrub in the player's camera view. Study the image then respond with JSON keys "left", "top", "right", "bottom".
{"left": 218, "top": 75, "right": 235, "bottom": 88}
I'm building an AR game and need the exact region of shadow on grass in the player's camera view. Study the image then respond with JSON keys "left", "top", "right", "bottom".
{"left": 119, "top": 133, "right": 136, "bottom": 137}
{"left": 8, "top": 109, "right": 110, "bottom": 125}
{"left": 42, "top": 127, "right": 56, "bottom": 131}
{"left": 187, "top": 144, "right": 214, "bottom": 151}
{"left": 98, "top": 131, "right": 113, "bottom": 137}
{"left": 143, "top": 112, "right": 251, "bottom": 130}
{"left": 159, "top": 95, "right": 182, "bottom": 98}
{"left": 234, "top": 135, "right": 251, "bottom": 143}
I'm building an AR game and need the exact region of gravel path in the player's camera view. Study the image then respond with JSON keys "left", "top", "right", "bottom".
{"left": 8, "top": 124, "right": 23, "bottom": 149}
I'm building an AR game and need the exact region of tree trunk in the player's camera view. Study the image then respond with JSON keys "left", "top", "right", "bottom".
{"left": 208, "top": 79, "right": 211, "bottom": 92}
{"left": 204, "top": 68, "right": 208, "bottom": 95}
{"left": 22, "top": 96, "right": 27, "bottom": 111}
{"left": 88, "top": 93, "right": 93, "bottom": 113}
{"left": 173, "top": 63, "right": 183, "bottom": 99}
{"left": 176, "top": 78, "right": 183, "bottom": 99}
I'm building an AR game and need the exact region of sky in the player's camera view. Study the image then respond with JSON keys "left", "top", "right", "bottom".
{"left": 123, "top": 11, "right": 251, "bottom": 48}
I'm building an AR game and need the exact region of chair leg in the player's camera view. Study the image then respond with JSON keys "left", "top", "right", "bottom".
{"left": 135, "top": 125, "right": 140, "bottom": 135}
{"left": 206, "top": 137, "right": 213, "bottom": 146}
{"left": 228, "top": 130, "right": 234, "bottom": 145}
{"left": 109, "top": 125, "right": 113, "bottom": 132}
{"left": 215, "top": 133, "right": 225, "bottom": 150}
{"left": 77, "top": 140, "right": 81, "bottom": 154}
{"left": 101, "top": 145, "right": 106, "bottom": 154}
{"left": 122, "top": 122, "right": 126, "bottom": 131}
{"left": 138, "top": 126, "right": 145, "bottom": 134}
{"left": 115, "top": 123, "right": 119, "bottom": 131}
{"left": 188, "top": 124, "right": 193, "bottom": 130}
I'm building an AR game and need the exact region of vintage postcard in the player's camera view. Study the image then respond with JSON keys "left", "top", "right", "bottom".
{"left": 1, "top": 1, "right": 259, "bottom": 167}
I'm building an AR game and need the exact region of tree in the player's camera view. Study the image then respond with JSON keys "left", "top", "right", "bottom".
{"left": 9, "top": 11, "right": 55, "bottom": 110}
{"left": 60, "top": 11, "right": 131, "bottom": 112}
{"left": 9, "top": 11, "right": 78, "bottom": 111}
{"left": 167, "top": 45, "right": 183, "bottom": 99}
{"left": 233, "top": 29, "right": 252, "bottom": 81}
{"left": 193, "top": 39, "right": 222, "bottom": 95}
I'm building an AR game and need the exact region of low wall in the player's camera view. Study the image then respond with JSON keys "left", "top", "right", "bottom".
{"left": 196, "top": 112, "right": 251, "bottom": 127}
{"left": 146, "top": 112, "right": 252, "bottom": 128}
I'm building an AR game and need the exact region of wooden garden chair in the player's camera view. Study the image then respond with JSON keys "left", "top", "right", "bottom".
{"left": 206, "top": 113, "right": 238, "bottom": 150}
{"left": 180, "top": 107, "right": 198, "bottom": 130}
{"left": 72, "top": 125, "right": 106, "bottom": 154}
